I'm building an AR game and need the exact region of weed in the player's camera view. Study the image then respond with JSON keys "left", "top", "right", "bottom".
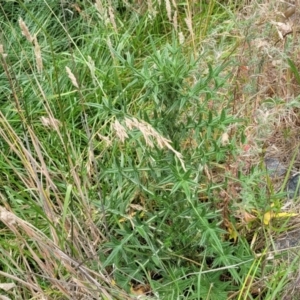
{"left": 0, "top": 0, "right": 299, "bottom": 299}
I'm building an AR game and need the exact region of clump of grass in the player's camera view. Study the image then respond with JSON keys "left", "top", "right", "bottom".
{"left": 1, "top": 0, "right": 299, "bottom": 299}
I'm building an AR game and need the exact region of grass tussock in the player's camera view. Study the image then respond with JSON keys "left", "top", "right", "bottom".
{"left": 1, "top": 0, "right": 300, "bottom": 299}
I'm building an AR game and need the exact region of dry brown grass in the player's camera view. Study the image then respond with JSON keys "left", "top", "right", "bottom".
{"left": 230, "top": 1, "right": 300, "bottom": 297}
{"left": 3, "top": 0, "right": 300, "bottom": 298}
{"left": 232, "top": 0, "right": 300, "bottom": 180}
{"left": 0, "top": 103, "right": 126, "bottom": 298}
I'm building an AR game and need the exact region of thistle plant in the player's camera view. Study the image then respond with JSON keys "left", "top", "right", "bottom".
{"left": 0, "top": 1, "right": 296, "bottom": 299}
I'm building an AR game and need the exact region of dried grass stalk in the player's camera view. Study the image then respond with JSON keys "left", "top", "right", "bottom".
{"left": 94, "top": 0, "right": 104, "bottom": 15}
{"left": 173, "top": 10, "right": 178, "bottom": 31}
{"left": 113, "top": 119, "right": 128, "bottom": 143}
{"left": 147, "top": 0, "right": 157, "bottom": 17}
{"left": 0, "top": 206, "right": 114, "bottom": 299}
{"left": 108, "top": 1, "right": 118, "bottom": 32}
{"left": 66, "top": 66, "right": 79, "bottom": 88}
{"left": 18, "top": 18, "right": 33, "bottom": 42}
{"left": 178, "top": 32, "right": 185, "bottom": 44}
{"left": 33, "top": 35, "right": 43, "bottom": 73}
{"left": 0, "top": 44, "right": 7, "bottom": 58}
{"left": 114, "top": 117, "right": 186, "bottom": 171}
{"left": 165, "top": 0, "right": 172, "bottom": 21}
{"left": 41, "top": 116, "right": 61, "bottom": 131}
{"left": 185, "top": 16, "right": 194, "bottom": 39}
